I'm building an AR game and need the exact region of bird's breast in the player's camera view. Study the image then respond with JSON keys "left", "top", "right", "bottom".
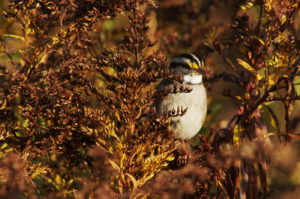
{"left": 158, "top": 83, "right": 207, "bottom": 139}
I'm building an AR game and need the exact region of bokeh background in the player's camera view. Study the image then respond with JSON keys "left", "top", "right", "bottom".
{"left": 1, "top": 0, "right": 300, "bottom": 198}
{"left": 2, "top": 0, "right": 300, "bottom": 130}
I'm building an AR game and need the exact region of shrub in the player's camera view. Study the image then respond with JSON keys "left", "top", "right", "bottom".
{"left": 0, "top": 0, "right": 300, "bottom": 198}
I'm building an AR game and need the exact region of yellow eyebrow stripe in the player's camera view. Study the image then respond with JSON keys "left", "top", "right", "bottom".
{"left": 188, "top": 61, "right": 199, "bottom": 69}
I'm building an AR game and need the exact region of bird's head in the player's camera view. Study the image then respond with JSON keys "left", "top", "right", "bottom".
{"left": 169, "top": 53, "right": 204, "bottom": 84}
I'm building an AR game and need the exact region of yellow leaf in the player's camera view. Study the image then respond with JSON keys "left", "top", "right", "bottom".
{"left": 264, "top": 2, "right": 272, "bottom": 12}
{"left": 263, "top": 105, "right": 280, "bottom": 139}
{"left": 107, "top": 158, "right": 120, "bottom": 171}
{"left": 0, "top": 143, "right": 8, "bottom": 149}
{"left": 55, "top": 175, "right": 62, "bottom": 185}
{"left": 125, "top": 173, "right": 138, "bottom": 189}
{"left": 236, "top": 96, "right": 242, "bottom": 101}
{"left": 233, "top": 125, "right": 240, "bottom": 146}
{"left": 246, "top": 2, "right": 253, "bottom": 7}
{"left": 245, "top": 93, "right": 250, "bottom": 99}
{"left": 270, "top": 117, "right": 277, "bottom": 129}
{"left": 15, "top": 131, "right": 22, "bottom": 137}
{"left": 257, "top": 74, "right": 263, "bottom": 81}
{"left": 106, "top": 67, "right": 115, "bottom": 75}
{"left": 50, "top": 154, "right": 57, "bottom": 161}
{"left": 115, "top": 112, "right": 121, "bottom": 121}
{"left": 254, "top": 36, "right": 265, "bottom": 45}
{"left": 21, "top": 119, "right": 29, "bottom": 127}
{"left": 240, "top": 2, "right": 253, "bottom": 10}
{"left": 166, "top": 155, "right": 175, "bottom": 161}
{"left": 280, "top": 15, "right": 287, "bottom": 25}
{"left": 240, "top": 5, "right": 246, "bottom": 10}
{"left": 268, "top": 74, "right": 278, "bottom": 86}
{"left": 237, "top": 59, "right": 262, "bottom": 80}
{"left": 237, "top": 59, "right": 255, "bottom": 73}
{"left": 120, "top": 153, "right": 126, "bottom": 169}
{"left": 52, "top": 36, "right": 59, "bottom": 44}
{"left": 68, "top": 179, "right": 74, "bottom": 186}
{"left": 31, "top": 167, "right": 47, "bottom": 179}
{"left": 0, "top": 100, "right": 6, "bottom": 110}
{"left": 4, "top": 34, "right": 25, "bottom": 41}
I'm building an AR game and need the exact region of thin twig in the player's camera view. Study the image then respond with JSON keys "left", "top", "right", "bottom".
{"left": 256, "top": 2, "right": 263, "bottom": 35}
{"left": 214, "top": 42, "right": 238, "bottom": 72}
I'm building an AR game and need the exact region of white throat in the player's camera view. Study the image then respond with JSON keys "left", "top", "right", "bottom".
{"left": 183, "top": 74, "right": 202, "bottom": 84}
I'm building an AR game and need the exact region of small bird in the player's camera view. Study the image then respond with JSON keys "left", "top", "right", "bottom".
{"left": 155, "top": 54, "right": 207, "bottom": 140}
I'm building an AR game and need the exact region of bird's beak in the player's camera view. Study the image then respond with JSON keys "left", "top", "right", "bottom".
{"left": 194, "top": 68, "right": 205, "bottom": 75}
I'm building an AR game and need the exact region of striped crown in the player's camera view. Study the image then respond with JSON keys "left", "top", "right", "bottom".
{"left": 171, "top": 53, "right": 204, "bottom": 69}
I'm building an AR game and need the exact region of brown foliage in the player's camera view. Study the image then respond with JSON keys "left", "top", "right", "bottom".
{"left": 0, "top": 0, "right": 300, "bottom": 198}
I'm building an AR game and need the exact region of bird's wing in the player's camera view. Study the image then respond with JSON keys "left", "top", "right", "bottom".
{"left": 152, "top": 79, "right": 174, "bottom": 112}
{"left": 156, "top": 79, "right": 174, "bottom": 91}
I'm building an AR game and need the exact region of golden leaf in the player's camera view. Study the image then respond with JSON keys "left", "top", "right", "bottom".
{"left": 233, "top": 125, "right": 240, "bottom": 146}
{"left": 107, "top": 158, "right": 121, "bottom": 171}
{"left": 4, "top": 34, "right": 25, "bottom": 41}
{"left": 125, "top": 173, "right": 138, "bottom": 189}
{"left": 237, "top": 58, "right": 262, "bottom": 80}
{"left": 55, "top": 175, "right": 62, "bottom": 185}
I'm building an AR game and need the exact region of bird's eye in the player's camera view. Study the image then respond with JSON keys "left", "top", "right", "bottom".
{"left": 170, "top": 63, "right": 190, "bottom": 69}
{"left": 181, "top": 63, "right": 191, "bottom": 69}
{"left": 170, "top": 63, "right": 178, "bottom": 68}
